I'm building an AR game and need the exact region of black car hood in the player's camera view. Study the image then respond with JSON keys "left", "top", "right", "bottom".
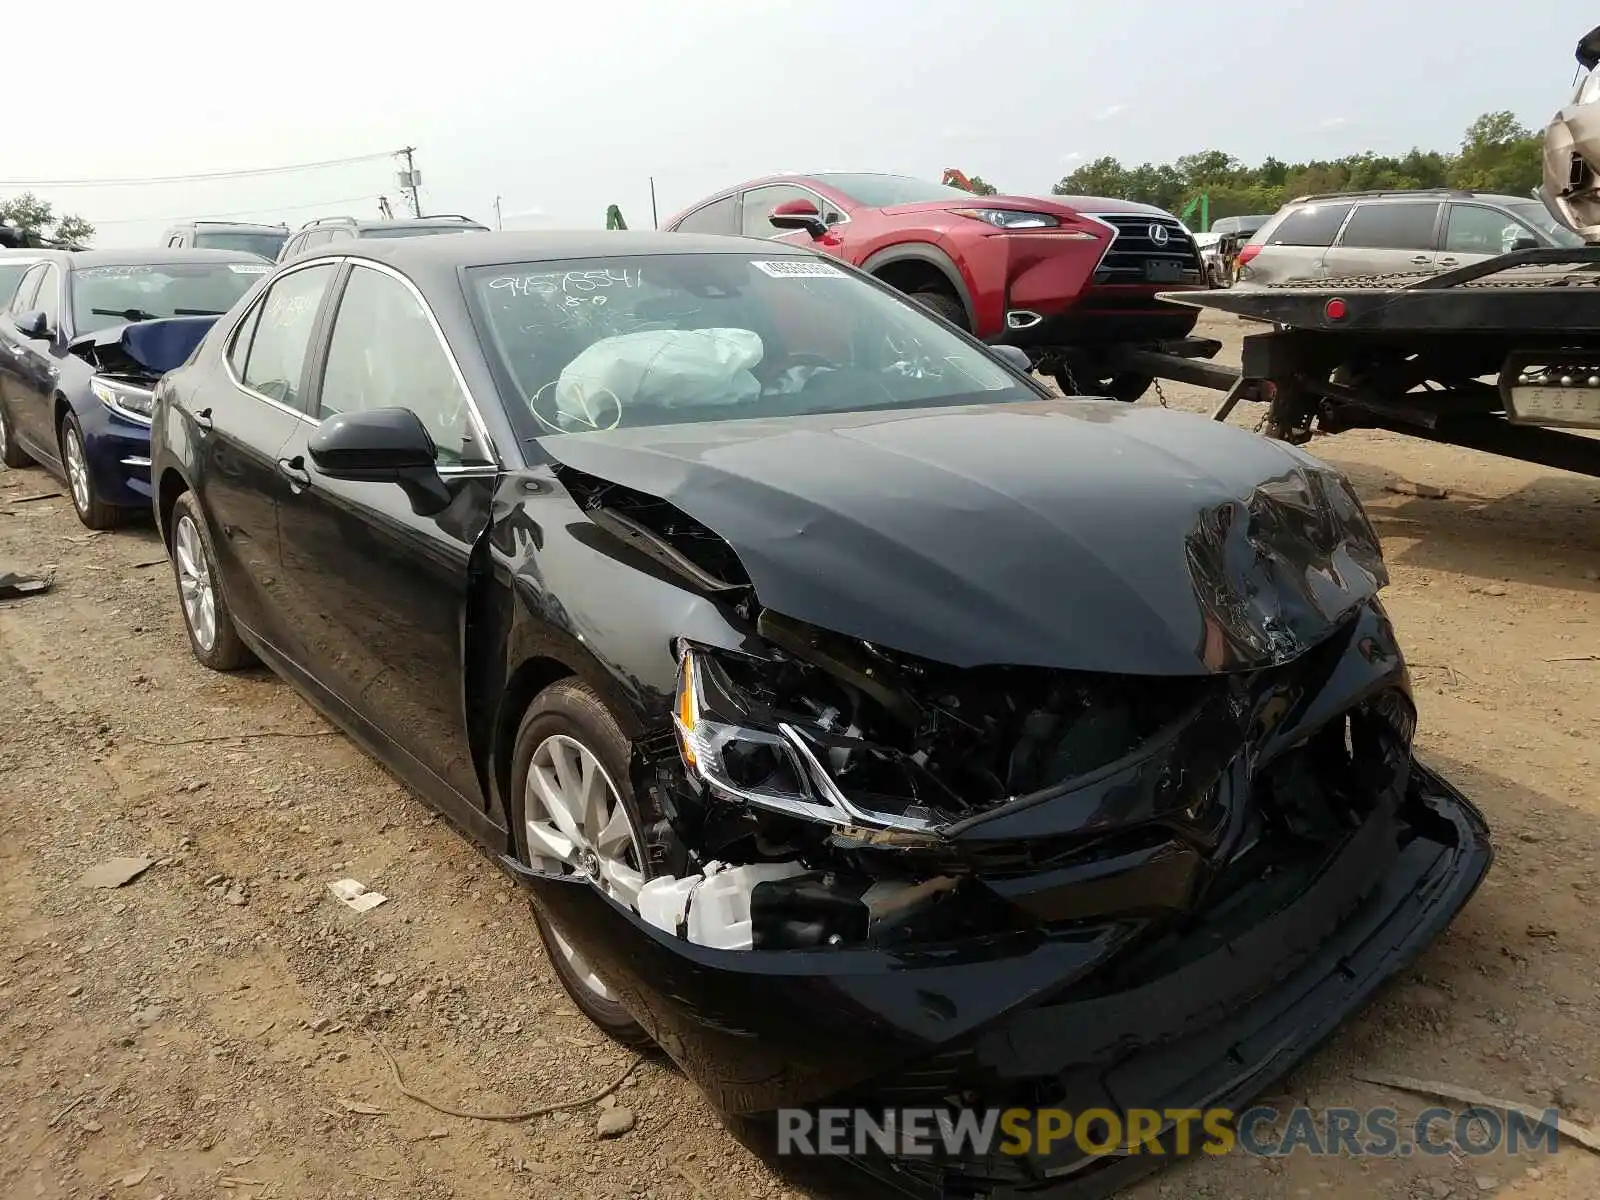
{"left": 541, "top": 400, "right": 1387, "bottom": 675}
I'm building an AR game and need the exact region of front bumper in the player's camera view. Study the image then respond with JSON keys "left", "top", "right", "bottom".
{"left": 507, "top": 758, "right": 1490, "bottom": 1198}
{"left": 78, "top": 398, "right": 153, "bottom": 508}
{"left": 987, "top": 288, "right": 1203, "bottom": 354}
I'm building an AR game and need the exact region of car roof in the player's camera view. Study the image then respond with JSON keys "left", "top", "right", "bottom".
{"left": 177, "top": 221, "right": 288, "bottom": 233}
{"left": 295, "top": 229, "right": 792, "bottom": 276}
{"left": 63, "top": 247, "right": 273, "bottom": 269}
{"left": 298, "top": 216, "right": 490, "bottom": 233}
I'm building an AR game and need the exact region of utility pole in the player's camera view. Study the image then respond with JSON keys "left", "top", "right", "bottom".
{"left": 397, "top": 146, "right": 422, "bottom": 217}
{"left": 494, "top": 195, "right": 503, "bottom": 230}
{"left": 650, "top": 177, "right": 658, "bottom": 229}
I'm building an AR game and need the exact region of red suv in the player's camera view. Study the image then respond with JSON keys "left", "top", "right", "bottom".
{"left": 664, "top": 172, "right": 1205, "bottom": 399}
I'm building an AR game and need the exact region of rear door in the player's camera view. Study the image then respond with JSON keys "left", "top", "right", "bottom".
{"left": 200, "top": 259, "right": 341, "bottom": 654}
{"left": 1246, "top": 202, "right": 1353, "bottom": 284}
{"left": 272, "top": 259, "right": 497, "bottom": 809}
{"left": 1321, "top": 201, "right": 1443, "bottom": 279}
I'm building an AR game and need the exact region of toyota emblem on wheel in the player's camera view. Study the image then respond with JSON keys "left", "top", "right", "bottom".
{"left": 1149, "top": 223, "right": 1171, "bottom": 245}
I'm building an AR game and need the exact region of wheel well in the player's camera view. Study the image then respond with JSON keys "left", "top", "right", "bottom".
{"left": 872, "top": 258, "right": 959, "bottom": 302}
{"left": 53, "top": 394, "right": 70, "bottom": 440}
{"left": 157, "top": 469, "right": 189, "bottom": 548}
{"left": 492, "top": 656, "right": 576, "bottom": 839}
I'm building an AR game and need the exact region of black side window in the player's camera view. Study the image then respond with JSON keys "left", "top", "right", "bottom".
{"left": 11, "top": 265, "right": 45, "bottom": 313}
{"left": 227, "top": 301, "right": 264, "bottom": 377}
{"left": 1266, "top": 203, "right": 1353, "bottom": 247}
{"left": 1337, "top": 202, "right": 1442, "bottom": 250}
{"left": 34, "top": 266, "right": 61, "bottom": 331}
{"left": 675, "top": 196, "right": 737, "bottom": 234}
{"left": 236, "top": 263, "right": 337, "bottom": 408}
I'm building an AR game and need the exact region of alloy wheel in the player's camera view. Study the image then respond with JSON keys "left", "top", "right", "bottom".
{"left": 64, "top": 426, "right": 90, "bottom": 515}
{"left": 174, "top": 514, "right": 218, "bottom": 652}
{"left": 524, "top": 733, "right": 646, "bottom": 1002}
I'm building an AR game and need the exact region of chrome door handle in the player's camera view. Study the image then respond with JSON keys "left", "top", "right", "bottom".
{"left": 1410, "top": 255, "right": 1432, "bottom": 264}
{"left": 193, "top": 407, "right": 213, "bottom": 431}
{"left": 276, "top": 457, "right": 310, "bottom": 488}
{"left": 1437, "top": 257, "right": 1458, "bottom": 266}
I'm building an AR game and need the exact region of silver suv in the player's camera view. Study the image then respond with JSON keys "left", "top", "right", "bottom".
{"left": 1237, "top": 189, "right": 1583, "bottom": 285}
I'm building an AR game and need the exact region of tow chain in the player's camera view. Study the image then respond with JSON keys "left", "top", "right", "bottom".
{"left": 1058, "top": 362, "right": 1080, "bottom": 395}
{"left": 1152, "top": 378, "right": 1169, "bottom": 408}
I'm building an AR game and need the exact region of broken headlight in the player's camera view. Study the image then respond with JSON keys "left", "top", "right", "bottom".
{"left": 672, "top": 644, "right": 937, "bottom": 833}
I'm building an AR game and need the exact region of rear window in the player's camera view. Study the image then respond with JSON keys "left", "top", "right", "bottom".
{"left": 1337, "top": 202, "right": 1441, "bottom": 250}
{"left": 1263, "top": 203, "right": 1353, "bottom": 247}
{"left": 194, "top": 231, "right": 288, "bottom": 260}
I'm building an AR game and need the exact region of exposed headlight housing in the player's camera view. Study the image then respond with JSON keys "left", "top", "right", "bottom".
{"left": 950, "top": 208, "right": 1071, "bottom": 231}
{"left": 672, "top": 644, "right": 937, "bottom": 833}
{"left": 90, "top": 376, "right": 155, "bottom": 424}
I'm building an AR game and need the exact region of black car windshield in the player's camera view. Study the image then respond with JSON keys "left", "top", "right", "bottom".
{"left": 1506, "top": 201, "right": 1585, "bottom": 247}
{"left": 194, "top": 231, "right": 287, "bottom": 260}
{"left": 468, "top": 253, "right": 1035, "bottom": 438}
{"left": 809, "top": 173, "right": 978, "bottom": 207}
{"left": 361, "top": 225, "right": 483, "bottom": 239}
{"left": 72, "top": 261, "right": 270, "bottom": 334}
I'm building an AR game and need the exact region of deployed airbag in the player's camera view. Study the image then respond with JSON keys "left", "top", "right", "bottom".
{"left": 555, "top": 328, "right": 764, "bottom": 428}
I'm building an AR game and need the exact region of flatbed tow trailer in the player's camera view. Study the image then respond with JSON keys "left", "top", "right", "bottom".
{"left": 1109, "top": 246, "right": 1600, "bottom": 480}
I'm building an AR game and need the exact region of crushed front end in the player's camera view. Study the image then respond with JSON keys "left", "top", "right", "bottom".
{"left": 508, "top": 439, "right": 1493, "bottom": 1197}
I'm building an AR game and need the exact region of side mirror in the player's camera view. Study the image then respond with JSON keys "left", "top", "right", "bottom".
{"left": 13, "top": 309, "right": 48, "bottom": 339}
{"left": 991, "top": 345, "right": 1032, "bottom": 373}
{"left": 769, "top": 198, "right": 828, "bottom": 240}
{"left": 307, "top": 407, "right": 450, "bottom": 515}
{"left": 1509, "top": 235, "right": 1540, "bottom": 252}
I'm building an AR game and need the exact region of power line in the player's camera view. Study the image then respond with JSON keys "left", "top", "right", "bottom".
{"left": 0, "top": 151, "right": 397, "bottom": 189}
{"left": 89, "top": 194, "right": 387, "bottom": 228}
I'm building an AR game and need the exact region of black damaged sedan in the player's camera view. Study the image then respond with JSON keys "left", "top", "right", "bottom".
{"left": 148, "top": 232, "right": 1491, "bottom": 1198}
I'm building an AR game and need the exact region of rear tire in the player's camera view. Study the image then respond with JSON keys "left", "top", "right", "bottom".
{"left": 911, "top": 288, "right": 969, "bottom": 331}
{"left": 0, "top": 402, "right": 29, "bottom": 468}
{"left": 510, "top": 678, "right": 656, "bottom": 1049}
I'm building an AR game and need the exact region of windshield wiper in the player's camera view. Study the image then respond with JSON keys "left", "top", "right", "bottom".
{"left": 92, "top": 307, "right": 160, "bottom": 322}
{"left": 174, "top": 308, "right": 226, "bottom": 316}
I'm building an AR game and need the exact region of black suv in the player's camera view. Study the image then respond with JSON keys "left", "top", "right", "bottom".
{"left": 277, "top": 214, "right": 490, "bottom": 262}
{"left": 161, "top": 221, "right": 289, "bottom": 261}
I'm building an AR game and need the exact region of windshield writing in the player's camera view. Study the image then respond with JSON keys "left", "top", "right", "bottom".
{"left": 469, "top": 254, "right": 1032, "bottom": 438}
{"left": 73, "top": 262, "right": 262, "bottom": 334}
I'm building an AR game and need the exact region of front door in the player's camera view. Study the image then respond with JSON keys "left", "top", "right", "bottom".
{"left": 9, "top": 264, "right": 67, "bottom": 458}
{"left": 273, "top": 260, "right": 497, "bottom": 809}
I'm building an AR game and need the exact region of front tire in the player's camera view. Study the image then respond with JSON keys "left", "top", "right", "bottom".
{"left": 911, "top": 288, "right": 969, "bottom": 331}
{"left": 169, "top": 491, "right": 256, "bottom": 671}
{"left": 59, "top": 410, "right": 124, "bottom": 530}
{"left": 0, "top": 402, "right": 30, "bottom": 468}
{"left": 510, "top": 678, "right": 655, "bottom": 1048}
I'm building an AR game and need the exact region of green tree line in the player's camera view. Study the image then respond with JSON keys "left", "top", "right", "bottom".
{"left": 0, "top": 193, "right": 96, "bottom": 246}
{"left": 1044, "top": 111, "right": 1543, "bottom": 223}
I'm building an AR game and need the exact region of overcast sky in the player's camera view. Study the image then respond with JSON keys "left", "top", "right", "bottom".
{"left": 4, "top": 0, "right": 1586, "bottom": 246}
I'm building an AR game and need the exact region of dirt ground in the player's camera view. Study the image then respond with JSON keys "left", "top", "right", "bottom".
{"left": 1, "top": 309, "right": 1597, "bottom": 1200}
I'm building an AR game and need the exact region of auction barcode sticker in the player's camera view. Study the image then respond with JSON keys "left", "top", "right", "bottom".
{"left": 752, "top": 260, "right": 847, "bottom": 279}
{"left": 229, "top": 263, "right": 271, "bottom": 274}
